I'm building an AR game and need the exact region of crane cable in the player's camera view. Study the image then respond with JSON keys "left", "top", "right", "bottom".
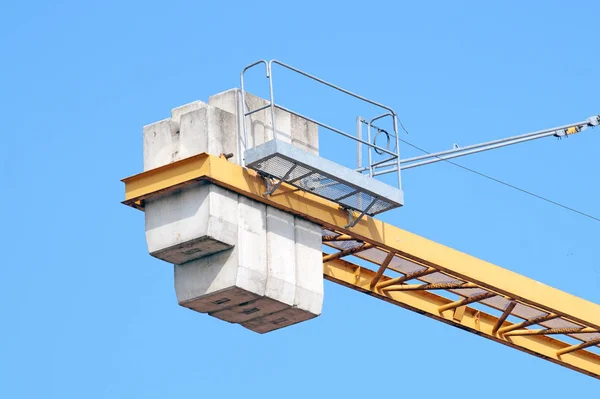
{"left": 396, "top": 135, "right": 600, "bottom": 224}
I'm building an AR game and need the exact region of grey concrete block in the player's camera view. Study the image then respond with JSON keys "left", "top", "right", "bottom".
{"left": 178, "top": 105, "right": 238, "bottom": 164}
{"left": 241, "top": 307, "right": 317, "bottom": 334}
{"left": 143, "top": 118, "right": 173, "bottom": 171}
{"left": 143, "top": 101, "right": 238, "bottom": 170}
{"left": 265, "top": 207, "right": 296, "bottom": 307}
{"left": 143, "top": 91, "right": 325, "bottom": 334}
{"left": 145, "top": 184, "right": 238, "bottom": 264}
{"left": 234, "top": 196, "right": 268, "bottom": 295}
{"left": 294, "top": 217, "right": 324, "bottom": 316}
{"left": 240, "top": 216, "right": 324, "bottom": 334}
{"left": 175, "top": 245, "right": 242, "bottom": 312}
{"left": 209, "top": 297, "right": 289, "bottom": 324}
{"left": 173, "top": 193, "right": 269, "bottom": 313}
{"left": 208, "top": 89, "right": 319, "bottom": 163}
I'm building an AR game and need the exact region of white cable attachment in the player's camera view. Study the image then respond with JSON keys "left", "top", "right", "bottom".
{"left": 554, "top": 115, "right": 599, "bottom": 138}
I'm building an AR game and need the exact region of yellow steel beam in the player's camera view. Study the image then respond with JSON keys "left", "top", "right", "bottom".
{"left": 324, "top": 257, "right": 600, "bottom": 379}
{"left": 123, "top": 155, "right": 211, "bottom": 203}
{"left": 122, "top": 152, "right": 600, "bottom": 378}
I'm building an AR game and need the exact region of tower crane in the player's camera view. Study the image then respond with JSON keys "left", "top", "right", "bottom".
{"left": 122, "top": 59, "right": 600, "bottom": 380}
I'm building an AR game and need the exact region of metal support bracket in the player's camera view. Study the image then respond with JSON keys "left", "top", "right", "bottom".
{"left": 345, "top": 197, "right": 378, "bottom": 228}
{"left": 262, "top": 164, "right": 297, "bottom": 197}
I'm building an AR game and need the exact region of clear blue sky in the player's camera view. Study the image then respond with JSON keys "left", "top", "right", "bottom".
{"left": 1, "top": 1, "right": 599, "bottom": 397}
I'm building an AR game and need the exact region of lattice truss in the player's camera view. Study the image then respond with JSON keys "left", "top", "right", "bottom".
{"left": 322, "top": 229, "right": 600, "bottom": 377}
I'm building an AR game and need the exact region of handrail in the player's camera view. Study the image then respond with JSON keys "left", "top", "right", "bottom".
{"left": 240, "top": 59, "right": 403, "bottom": 189}
{"left": 270, "top": 60, "right": 397, "bottom": 118}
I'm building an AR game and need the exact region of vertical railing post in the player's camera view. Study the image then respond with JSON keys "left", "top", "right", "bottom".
{"left": 267, "top": 61, "right": 277, "bottom": 141}
{"left": 240, "top": 60, "right": 270, "bottom": 167}
{"left": 356, "top": 116, "right": 363, "bottom": 169}
{"left": 367, "top": 122, "right": 374, "bottom": 177}
{"left": 240, "top": 73, "right": 249, "bottom": 165}
{"left": 393, "top": 114, "right": 402, "bottom": 189}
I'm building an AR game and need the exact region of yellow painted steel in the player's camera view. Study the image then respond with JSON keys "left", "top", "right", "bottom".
{"left": 492, "top": 301, "right": 517, "bottom": 334}
{"left": 324, "top": 257, "right": 600, "bottom": 379}
{"left": 566, "top": 126, "right": 580, "bottom": 135}
{"left": 375, "top": 267, "right": 436, "bottom": 289}
{"left": 370, "top": 251, "right": 395, "bottom": 288}
{"left": 123, "top": 155, "right": 211, "bottom": 202}
{"left": 122, "top": 152, "right": 600, "bottom": 379}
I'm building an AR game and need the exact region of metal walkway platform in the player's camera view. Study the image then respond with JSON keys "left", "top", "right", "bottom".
{"left": 244, "top": 140, "right": 404, "bottom": 217}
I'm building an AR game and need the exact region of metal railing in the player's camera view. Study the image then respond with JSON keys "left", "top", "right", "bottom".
{"left": 240, "top": 59, "right": 403, "bottom": 189}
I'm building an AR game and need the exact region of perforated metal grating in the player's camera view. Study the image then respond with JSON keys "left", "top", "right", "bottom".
{"left": 251, "top": 154, "right": 396, "bottom": 215}
{"left": 244, "top": 140, "right": 403, "bottom": 216}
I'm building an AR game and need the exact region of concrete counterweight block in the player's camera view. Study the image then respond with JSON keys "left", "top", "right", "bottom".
{"left": 208, "top": 89, "right": 319, "bottom": 157}
{"left": 143, "top": 100, "right": 238, "bottom": 171}
{"left": 143, "top": 90, "right": 324, "bottom": 333}
{"left": 142, "top": 91, "right": 319, "bottom": 267}
{"left": 174, "top": 195, "right": 270, "bottom": 317}
{"left": 293, "top": 217, "right": 325, "bottom": 316}
{"left": 145, "top": 184, "right": 238, "bottom": 265}
{"left": 143, "top": 99, "right": 239, "bottom": 265}
{"left": 241, "top": 216, "right": 324, "bottom": 333}
{"left": 171, "top": 192, "right": 324, "bottom": 333}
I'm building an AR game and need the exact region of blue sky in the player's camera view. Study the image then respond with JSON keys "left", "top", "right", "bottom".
{"left": 1, "top": 1, "right": 599, "bottom": 397}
